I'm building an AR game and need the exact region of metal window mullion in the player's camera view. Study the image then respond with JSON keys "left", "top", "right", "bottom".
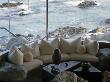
{"left": 8, "top": 0, "right": 11, "bottom": 32}
{"left": 46, "top": 0, "right": 48, "bottom": 40}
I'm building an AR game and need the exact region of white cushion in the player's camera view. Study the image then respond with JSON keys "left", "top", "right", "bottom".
{"left": 24, "top": 52, "right": 33, "bottom": 62}
{"left": 38, "top": 55, "right": 52, "bottom": 64}
{"left": 51, "top": 38, "right": 59, "bottom": 49}
{"left": 39, "top": 38, "right": 59, "bottom": 56}
{"left": 39, "top": 40, "right": 54, "bottom": 55}
{"left": 31, "top": 40, "right": 40, "bottom": 58}
{"left": 38, "top": 54, "right": 70, "bottom": 64}
{"left": 71, "top": 37, "right": 81, "bottom": 52}
{"left": 84, "top": 38, "right": 99, "bottom": 55}
{"left": 76, "top": 44, "right": 86, "bottom": 54}
{"left": 21, "top": 43, "right": 40, "bottom": 58}
{"left": 59, "top": 38, "right": 73, "bottom": 54}
{"left": 21, "top": 43, "right": 33, "bottom": 53}
{"left": 59, "top": 37, "right": 81, "bottom": 54}
{"left": 61, "top": 54, "right": 70, "bottom": 61}
{"left": 8, "top": 47, "right": 23, "bottom": 65}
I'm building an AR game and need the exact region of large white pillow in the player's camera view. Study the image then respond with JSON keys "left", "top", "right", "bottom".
{"left": 23, "top": 52, "right": 33, "bottom": 62}
{"left": 21, "top": 44, "right": 35, "bottom": 61}
{"left": 8, "top": 47, "right": 23, "bottom": 65}
{"left": 21, "top": 44, "right": 33, "bottom": 53}
{"left": 76, "top": 44, "right": 86, "bottom": 54}
{"left": 59, "top": 38, "right": 72, "bottom": 54}
{"left": 50, "top": 38, "right": 59, "bottom": 49}
{"left": 31, "top": 40, "right": 40, "bottom": 58}
{"left": 59, "top": 37, "right": 81, "bottom": 54}
{"left": 39, "top": 40, "right": 54, "bottom": 55}
{"left": 84, "top": 38, "right": 99, "bottom": 55}
{"left": 71, "top": 37, "right": 82, "bottom": 52}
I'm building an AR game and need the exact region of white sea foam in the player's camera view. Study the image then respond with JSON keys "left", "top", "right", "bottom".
{"left": 17, "top": 4, "right": 28, "bottom": 10}
{"left": 64, "top": 0, "right": 84, "bottom": 6}
{"left": 11, "top": 4, "right": 33, "bottom": 16}
{"left": 96, "top": 3, "right": 100, "bottom": 6}
{"left": 18, "top": 9, "right": 33, "bottom": 15}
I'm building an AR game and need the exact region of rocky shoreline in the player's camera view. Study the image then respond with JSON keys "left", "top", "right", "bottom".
{"left": 0, "top": 26, "right": 110, "bottom": 49}
{"left": 78, "top": 0, "right": 97, "bottom": 8}
{"left": 14, "top": 26, "right": 110, "bottom": 41}
{"left": 0, "top": 2, "right": 31, "bottom": 16}
{"left": 48, "top": 26, "right": 87, "bottom": 38}
{"left": 13, "top": 26, "right": 87, "bottom": 41}
{"left": 85, "top": 27, "right": 110, "bottom": 42}
{"left": 0, "top": 2, "right": 23, "bottom": 8}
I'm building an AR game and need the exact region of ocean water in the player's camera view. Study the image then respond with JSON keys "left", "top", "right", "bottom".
{"left": 0, "top": 0, "right": 110, "bottom": 38}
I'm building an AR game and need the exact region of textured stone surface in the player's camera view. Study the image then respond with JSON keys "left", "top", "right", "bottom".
{"left": 78, "top": 1, "right": 97, "bottom": 8}
{"left": 0, "top": 62, "right": 27, "bottom": 81}
{"left": 51, "top": 71, "right": 88, "bottom": 82}
{"left": 49, "top": 26, "right": 86, "bottom": 38}
{"left": 0, "top": 3, "right": 22, "bottom": 8}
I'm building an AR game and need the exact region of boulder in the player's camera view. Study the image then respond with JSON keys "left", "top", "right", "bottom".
{"left": 19, "top": 10, "right": 30, "bottom": 16}
{"left": 105, "top": 18, "right": 110, "bottom": 24}
{"left": 27, "top": 34, "right": 34, "bottom": 37}
{"left": 0, "top": 2, "right": 23, "bottom": 8}
{"left": 49, "top": 26, "right": 87, "bottom": 38}
{"left": 78, "top": 1, "right": 97, "bottom": 8}
{"left": 19, "top": 12, "right": 28, "bottom": 16}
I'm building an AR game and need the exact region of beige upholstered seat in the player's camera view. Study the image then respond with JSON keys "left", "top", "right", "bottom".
{"left": 70, "top": 54, "right": 99, "bottom": 62}
{"left": 23, "top": 59, "right": 43, "bottom": 71}
{"left": 38, "top": 55, "right": 52, "bottom": 64}
{"left": 61, "top": 54, "right": 70, "bottom": 61}
{"left": 38, "top": 54, "right": 70, "bottom": 64}
{"left": 37, "top": 38, "right": 99, "bottom": 63}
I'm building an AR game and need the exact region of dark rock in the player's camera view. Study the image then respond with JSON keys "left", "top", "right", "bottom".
{"left": 105, "top": 18, "right": 110, "bottom": 24}
{"left": 49, "top": 26, "right": 87, "bottom": 38}
{"left": 27, "top": 34, "right": 34, "bottom": 37}
{"left": 15, "top": 34, "right": 22, "bottom": 36}
{"left": 0, "top": 2, "right": 23, "bottom": 8}
{"left": 19, "top": 12, "right": 28, "bottom": 16}
{"left": 78, "top": 0, "right": 97, "bottom": 8}
{"left": 2, "top": 3, "right": 16, "bottom": 7}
